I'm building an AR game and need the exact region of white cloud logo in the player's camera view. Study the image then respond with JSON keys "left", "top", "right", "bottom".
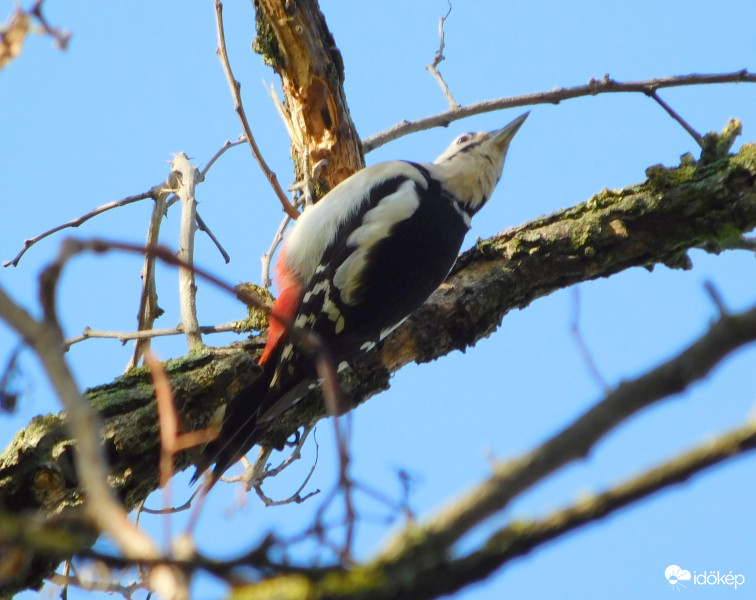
{"left": 665, "top": 565, "right": 692, "bottom": 589}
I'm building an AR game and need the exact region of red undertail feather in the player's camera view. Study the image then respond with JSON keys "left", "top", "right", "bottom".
{"left": 259, "top": 254, "right": 301, "bottom": 365}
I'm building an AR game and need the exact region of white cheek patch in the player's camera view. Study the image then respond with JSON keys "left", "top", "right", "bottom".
{"left": 333, "top": 180, "right": 420, "bottom": 305}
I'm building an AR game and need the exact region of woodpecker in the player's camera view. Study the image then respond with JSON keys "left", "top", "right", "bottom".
{"left": 193, "top": 111, "right": 529, "bottom": 484}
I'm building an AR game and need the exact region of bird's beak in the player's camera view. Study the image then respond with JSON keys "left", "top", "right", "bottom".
{"left": 490, "top": 111, "right": 530, "bottom": 149}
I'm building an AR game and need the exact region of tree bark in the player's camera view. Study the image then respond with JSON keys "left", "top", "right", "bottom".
{"left": 2, "top": 0, "right": 756, "bottom": 594}
{"left": 1, "top": 141, "right": 755, "bottom": 595}
{"left": 253, "top": 0, "right": 364, "bottom": 193}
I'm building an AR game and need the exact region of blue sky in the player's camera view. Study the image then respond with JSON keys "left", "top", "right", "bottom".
{"left": 2, "top": 1, "right": 756, "bottom": 598}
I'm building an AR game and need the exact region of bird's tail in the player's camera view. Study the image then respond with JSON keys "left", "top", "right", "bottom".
{"left": 189, "top": 354, "right": 279, "bottom": 486}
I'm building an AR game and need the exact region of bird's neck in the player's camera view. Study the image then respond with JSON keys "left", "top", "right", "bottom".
{"left": 428, "top": 153, "right": 503, "bottom": 213}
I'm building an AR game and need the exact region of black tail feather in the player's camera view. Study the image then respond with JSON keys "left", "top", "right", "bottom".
{"left": 189, "top": 358, "right": 278, "bottom": 486}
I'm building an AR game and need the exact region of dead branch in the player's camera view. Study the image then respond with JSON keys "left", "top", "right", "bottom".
{"left": 173, "top": 153, "right": 203, "bottom": 351}
{"left": 213, "top": 0, "right": 299, "bottom": 220}
{"left": 426, "top": 1, "right": 459, "bottom": 109}
{"left": 1, "top": 125, "right": 755, "bottom": 596}
{"left": 362, "top": 70, "right": 756, "bottom": 153}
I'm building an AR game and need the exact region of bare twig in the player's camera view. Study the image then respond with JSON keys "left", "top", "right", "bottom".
{"left": 128, "top": 187, "right": 171, "bottom": 370}
{"left": 192, "top": 135, "right": 248, "bottom": 265}
{"left": 222, "top": 426, "right": 316, "bottom": 489}
{"left": 648, "top": 90, "right": 704, "bottom": 147}
{"left": 198, "top": 135, "right": 247, "bottom": 180}
{"left": 362, "top": 69, "right": 756, "bottom": 153}
{"left": 426, "top": 1, "right": 459, "bottom": 109}
{"left": 195, "top": 212, "right": 230, "bottom": 264}
{"left": 48, "top": 572, "right": 147, "bottom": 598}
{"left": 249, "top": 429, "right": 320, "bottom": 507}
{"left": 4, "top": 132, "right": 241, "bottom": 269}
{"left": 144, "top": 353, "right": 177, "bottom": 551}
{"left": 28, "top": 0, "right": 71, "bottom": 50}
{"left": 63, "top": 320, "right": 249, "bottom": 351}
{"left": 569, "top": 287, "right": 610, "bottom": 392}
{"left": 3, "top": 190, "right": 155, "bottom": 268}
{"left": 140, "top": 487, "right": 203, "bottom": 516}
{"left": 0, "top": 342, "right": 23, "bottom": 412}
{"left": 703, "top": 280, "right": 729, "bottom": 317}
{"left": 254, "top": 468, "right": 320, "bottom": 507}
{"left": 214, "top": 0, "right": 299, "bottom": 220}
{"left": 173, "top": 153, "right": 203, "bottom": 351}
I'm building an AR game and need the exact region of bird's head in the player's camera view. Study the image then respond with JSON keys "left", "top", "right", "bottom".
{"left": 431, "top": 111, "right": 529, "bottom": 213}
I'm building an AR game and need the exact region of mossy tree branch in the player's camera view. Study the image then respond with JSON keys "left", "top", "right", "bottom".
{"left": 2, "top": 0, "right": 756, "bottom": 595}
{"left": 1, "top": 140, "right": 755, "bottom": 595}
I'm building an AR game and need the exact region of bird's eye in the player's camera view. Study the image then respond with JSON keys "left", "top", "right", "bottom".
{"left": 455, "top": 133, "right": 472, "bottom": 145}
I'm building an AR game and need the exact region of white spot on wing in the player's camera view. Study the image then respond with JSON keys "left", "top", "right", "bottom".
{"left": 302, "top": 279, "right": 330, "bottom": 304}
{"left": 323, "top": 296, "right": 342, "bottom": 323}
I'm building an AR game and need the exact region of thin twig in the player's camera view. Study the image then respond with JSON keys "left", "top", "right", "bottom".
{"left": 0, "top": 342, "right": 23, "bottom": 412}
{"left": 648, "top": 90, "right": 704, "bottom": 147}
{"left": 195, "top": 212, "right": 230, "bottom": 264}
{"left": 3, "top": 190, "right": 154, "bottom": 268}
{"left": 140, "top": 487, "right": 203, "bottom": 515}
{"left": 193, "top": 135, "right": 246, "bottom": 264}
{"left": 63, "top": 320, "right": 249, "bottom": 351}
{"left": 29, "top": 0, "right": 70, "bottom": 50}
{"left": 222, "top": 427, "right": 314, "bottom": 488}
{"left": 48, "top": 573, "right": 147, "bottom": 598}
{"left": 251, "top": 429, "right": 320, "bottom": 506}
{"left": 570, "top": 287, "right": 610, "bottom": 392}
{"left": 198, "top": 135, "right": 247, "bottom": 180}
{"left": 214, "top": 0, "right": 299, "bottom": 220}
{"left": 703, "top": 280, "right": 729, "bottom": 317}
{"left": 3, "top": 133, "right": 241, "bottom": 268}
{"left": 426, "top": 1, "right": 459, "bottom": 109}
{"left": 362, "top": 69, "right": 756, "bottom": 153}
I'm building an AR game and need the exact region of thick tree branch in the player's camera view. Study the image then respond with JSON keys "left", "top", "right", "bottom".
{"left": 0, "top": 141, "right": 755, "bottom": 594}
{"left": 253, "top": 0, "right": 364, "bottom": 191}
{"left": 376, "top": 302, "right": 756, "bottom": 563}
